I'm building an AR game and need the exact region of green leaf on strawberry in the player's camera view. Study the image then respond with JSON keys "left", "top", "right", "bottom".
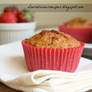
{"left": 23, "top": 12, "right": 32, "bottom": 22}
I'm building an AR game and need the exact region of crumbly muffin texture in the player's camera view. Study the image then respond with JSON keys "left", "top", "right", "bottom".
{"left": 65, "top": 17, "right": 92, "bottom": 28}
{"left": 25, "top": 30, "right": 81, "bottom": 49}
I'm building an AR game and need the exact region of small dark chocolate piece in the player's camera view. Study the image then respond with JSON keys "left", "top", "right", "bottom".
{"left": 48, "top": 43, "right": 52, "bottom": 45}
{"left": 25, "top": 38, "right": 28, "bottom": 40}
{"left": 52, "top": 37, "right": 55, "bottom": 40}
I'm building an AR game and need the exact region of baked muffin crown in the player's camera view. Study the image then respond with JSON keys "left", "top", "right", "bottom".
{"left": 65, "top": 17, "right": 92, "bottom": 28}
{"left": 25, "top": 30, "right": 81, "bottom": 49}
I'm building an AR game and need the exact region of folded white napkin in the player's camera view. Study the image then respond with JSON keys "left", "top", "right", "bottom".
{"left": 0, "top": 41, "right": 92, "bottom": 92}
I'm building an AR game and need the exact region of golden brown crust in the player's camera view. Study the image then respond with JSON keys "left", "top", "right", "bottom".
{"left": 65, "top": 17, "right": 92, "bottom": 28}
{"left": 25, "top": 30, "right": 81, "bottom": 49}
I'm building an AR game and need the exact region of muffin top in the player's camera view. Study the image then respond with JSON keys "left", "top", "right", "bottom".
{"left": 25, "top": 30, "right": 81, "bottom": 49}
{"left": 65, "top": 17, "right": 92, "bottom": 28}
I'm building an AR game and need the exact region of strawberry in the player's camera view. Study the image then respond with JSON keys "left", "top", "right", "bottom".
{"left": 18, "top": 11, "right": 34, "bottom": 23}
{"left": 4, "top": 6, "right": 19, "bottom": 16}
{"left": 4, "top": 7, "right": 11, "bottom": 12}
{"left": 0, "top": 12, "right": 17, "bottom": 23}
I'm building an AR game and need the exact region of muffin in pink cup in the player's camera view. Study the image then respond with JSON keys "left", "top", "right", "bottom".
{"left": 58, "top": 17, "right": 92, "bottom": 43}
{"left": 22, "top": 30, "right": 84, "bottom": 72}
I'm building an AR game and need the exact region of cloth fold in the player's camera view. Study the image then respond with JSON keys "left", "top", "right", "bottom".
{"left": 0, "top": 41, "right": 92, "bottom": 92}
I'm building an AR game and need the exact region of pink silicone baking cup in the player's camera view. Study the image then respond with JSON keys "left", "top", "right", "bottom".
{"left": 91, "top": 28, "right": 92, "bottom": 42}
{"left": 58, "top": 24, "right": 92, "bottom": 43}
{"left": 22, "top": 39, "right": 84, "bottom": 73}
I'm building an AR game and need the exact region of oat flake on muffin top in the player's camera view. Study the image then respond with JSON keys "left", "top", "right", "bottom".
{"left": 25, "top": 30, "right": 81, "bottom": 49}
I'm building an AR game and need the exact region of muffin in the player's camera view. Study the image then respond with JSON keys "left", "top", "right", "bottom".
{"left": 65, "top": 17, "right": 92, "bottom": 28}
{"left": 58, "top": 17, "right": 92, "bottom": 43}
{"left": 22, "top": 30, "right": 84, "bottom": 72}
{"left": 25, "top": 30, "right": 81, "bottom": 49}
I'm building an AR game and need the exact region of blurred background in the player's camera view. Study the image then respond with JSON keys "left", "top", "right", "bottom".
{"left": 0, "top": 0, "right": 92, "bottom": 30}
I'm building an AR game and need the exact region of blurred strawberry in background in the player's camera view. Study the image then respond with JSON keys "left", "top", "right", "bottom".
{"left": 0, "top": 6, "right": 34, "bottom": 23}
{"left": 0, "top": 12, "right": 17, "bottom": 23}
{"left": 18, "top": 10, "right": 34, "bottom": 22}
{"left": 4, "top": 6, "right": 19, "bottom": 16}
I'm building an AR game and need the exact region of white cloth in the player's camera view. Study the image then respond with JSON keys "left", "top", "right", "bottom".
{"left": 0, "top": 41, "right": 92, "bottom": 92}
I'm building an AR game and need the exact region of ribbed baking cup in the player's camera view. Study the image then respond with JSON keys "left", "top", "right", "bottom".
{"left": 91, "top": 28, "right": 92, "bottom": 42}
{"left": 22, "top": 39, "right": 84, "bottom": 72}
{"left": 58, "top": 24, "right": 92, "bottom": 43}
